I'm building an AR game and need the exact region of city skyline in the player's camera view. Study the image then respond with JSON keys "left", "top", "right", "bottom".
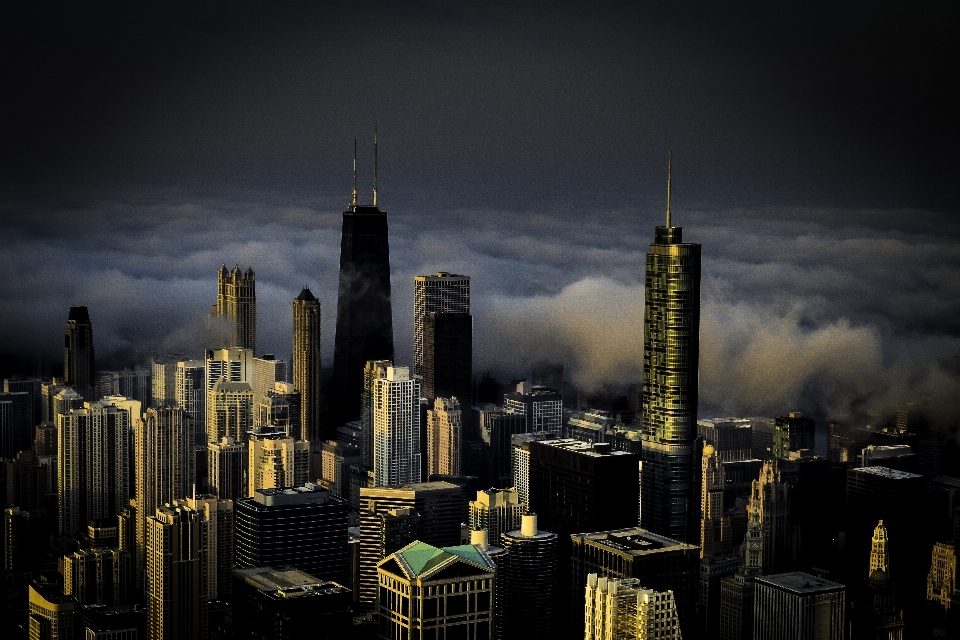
{"left": 1, "top": 3, "right": 958, "bottom": 434}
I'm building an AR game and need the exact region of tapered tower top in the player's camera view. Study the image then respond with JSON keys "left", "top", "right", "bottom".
{"left": 654, "top": 151, "right": 683, "bottom": 244}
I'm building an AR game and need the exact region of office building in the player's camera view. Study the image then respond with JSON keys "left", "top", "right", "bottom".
{"left": 233, "top": 566, "right": 353, "bottom": 640}
{"left": 235, "top": 484, "right": 348, "bottom": 583}
{"left": 28, "top": 581, "right": 80, "bottom": 640}
{"left": 422, "top": 312, "right": 472, "bottom": 404}
{"left": 5, "top": 506, "right": 32, "bottom": 573}
{"left": 217, "top": 263, "right": 257, "bottom": 352}
{"left": 208, "top": 436, "right": 246, "bottom": 501}
{"left": 255, "top": 384, "right": 300, "bottom": 434}
{"left": 510, "top": 431, "right": 552, "bottom": 508}
{"left": 585, "top": 573, "right": 683, "bottom": 640}
{"left": 146, "top": 503, "right": 210, "bottom": 640}
{"left": 426, "top": 396, "right": 462, "bottom": 477}
{"left": 499, "top": 514, "right": 559, "bottom": 639}
{"left": 64, "top": 305, "right": 95, "bottom": 392}
{"left": 753, "top": 572, "right": 845, "bottom": 640}
{"left": 176, "top": 359, "right": 206, "bottom": 447}
{"left": 177, "top": 494, "right": 234, "bottom": 601}
{"left": 698, "top": 419, "right": 753, "bottom": 462}
{"left": 293, "top": 287, "right": 324, "bottom": 443}
{"left": 96, "top": 367, "right": 152, "bottom": 406}
{"left": 252, "top": 355, "right": 287, "bottom": 402}
{"left": 207, "top": 377, "right": 254, "bottom": 446}
{"left": 571, "top": 527, "right": 699, "bottom": 639}
{"left": 319, "top": 439, "right": 360, "bottom": 499}
{"left": 480, "top": 408, "right": 527, "bottom": 486}
{"left": 773, "top": 413, "right": 815, "bottom": 459}
{"left": 528, "top": 439, "right": 640, "bottom": 535}
{"left": 0, "top": 390, "right": 32, "bottom": 458}
{"left": 205, "top": 347, "right": 255, "bottom": 394}
{"left": 247, "top": 427, "right": 310, "bottom": 495}
{"left": 701, "top": 444, "right": 733, "bottom": 558}
{"left": 63, "top": 547, "right": 130, "bottom": 607}
{"left": 331, "top": 158, "right": 394, "bottom": 425}
{"left": 469, "top": 487, "right": 524, "bottom": 547}
{"left": 640, "top": 158, "right": 701, "bottom": 544}
{"left": 503, "top": 381, "right": 563, "bottom": 436}
{"left": 897, "top": 401, "right": 941, "bottom": 476}
{"left": 748, "top": 460, "right": 796, "bottom": 576}
{"left": 58, "top": 396, "right": 139, "bottom": 537}
{"left": 360, "top": 360, "right": 392, "bottom": 470}
{"left": 927, "top": 542, "right": 957, "bottom": 610}
{"left": 151, "top": 360, "right": 177, "bottom": 408}
{"left": 135, "top": 407, "right": 194, "bottom": 590}
{"left": 372, "top": 365, "right": 421, "bottom": 487}
{"left": 358, "top": 482, "right": 463, "bottom": 608}
{"left": 376, "top": 540, "right": 495, "bottom": 640}
{"left": 413, "top": 272, "right": 471, "bottom": 379}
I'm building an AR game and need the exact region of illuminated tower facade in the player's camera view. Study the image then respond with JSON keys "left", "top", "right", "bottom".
{"left": 856, "top": 520, "right": 903, "bottom": 640}
{"left": 64, "top": 305, "right": 95, "bottom": 391}
{"left": 372, "top": 365, "right": 421, "bottom": 487}
{"left": 293, "top": 287, "right": 323, "bottom": 442}
{"left": 217, "top": 264, "right": 257, "bottom": 352}
{"left": 640, "top": 154, "right": 701, "bottom": 543}
{"left": 426, "top": 396, "right": 462, "bottom": 477}
{"left": 331, "top": 140, "right": 394, "bottom": 425}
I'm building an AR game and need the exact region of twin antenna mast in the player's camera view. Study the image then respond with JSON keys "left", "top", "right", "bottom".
{"left": 351, "top": 127, "right": 379, "bottom": 209}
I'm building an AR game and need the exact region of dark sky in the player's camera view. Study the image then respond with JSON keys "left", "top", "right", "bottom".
{"left": 2, "top": 1, "right": 959, "bottom": 430}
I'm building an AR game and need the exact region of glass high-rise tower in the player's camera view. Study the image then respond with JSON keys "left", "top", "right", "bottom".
{"left": 640, "top": 154, "right": 702, "bottom": 543}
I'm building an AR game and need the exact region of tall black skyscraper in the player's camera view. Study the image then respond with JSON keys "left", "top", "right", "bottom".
{"left": 64, "top": 305, "right": 94, "bottom": 391}
{"left": 331, "top": 139, "right": 394, "bottom": 425}
{"left": 641, "top": 154, "right": 702, "bottom": 544}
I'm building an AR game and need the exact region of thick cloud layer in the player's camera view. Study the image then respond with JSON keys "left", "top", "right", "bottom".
{"left": 2, "top": 188, "right": 958, "bottom": 431}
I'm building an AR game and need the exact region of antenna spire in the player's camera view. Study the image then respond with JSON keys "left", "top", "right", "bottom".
{"left": 666, "top": 150, "right": 673, "bottom": 228}
{"left": 351, "top": 139, "right": 358, "bottom": 209}
{"left": 373, "top": 125, "right": 378, "bottom": 207}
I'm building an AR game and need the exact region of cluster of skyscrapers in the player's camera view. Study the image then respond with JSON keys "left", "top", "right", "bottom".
{"left": 2, "top": 152, "right": 959, "bottom": 640}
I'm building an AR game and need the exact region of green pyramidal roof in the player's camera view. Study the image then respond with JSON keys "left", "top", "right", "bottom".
{"left": 397, "top": 542, "right": 494, "bottom": 577}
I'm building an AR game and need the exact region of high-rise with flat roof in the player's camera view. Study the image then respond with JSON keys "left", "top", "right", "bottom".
{"left": 63, "top": 547, "right": 131, "bottom": 607}
{"left": 413, "top": 272, "right": 471, "bottom": 379}
{"left": 753, "top": 572, "right": 845, "bottom": 640}
{"left": 217, "top": 264, "right": 257, "bottom": 352}
{"left": 357, "top": 482, "right": 463, "bottom": 608}
{"left": 426, "top": 396, "right": 462, "bottom": 477}
{"left": 640, "top": 156, "right": 701, "bottom": 544}
{"left": 504, "top": 381, "right": 563, "bottom": 436}
{"left": 235, "top": 484, "right": 348, "bottom": 583}
{"left": 570, "top": 527, "right": 700, "bottom": 639}
{"left": 331, "top": 155, "right": 394, "bottom": 425}
{"left": 422, "top": 312, "right": 473, "bottom": 404}
{"left": 146, "top": 503, "right": 210, "bottom": 640}
{"left": 134, "top": 407, "right": 193, "bottom": 591}
{"left": 372, "top": 365, "right": 421, "bottom": 487}
{"left": 773, "top": 413, "right": 815, "bottom": 458}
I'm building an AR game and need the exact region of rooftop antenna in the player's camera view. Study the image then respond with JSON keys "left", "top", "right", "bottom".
{"left": 351, "top": 139, "right": 358, "bottom": 209}
{"left": 373, "top": 124, "right": 378, "bottom": 207}
{"left": 666, "top": 150, "right": 673, "bottom": 228}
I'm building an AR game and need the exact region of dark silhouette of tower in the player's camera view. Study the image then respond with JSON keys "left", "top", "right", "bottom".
{"left": 422, "top": 312, "right": 472, "bottom": 404}
{"left": 641, "top": 153, "right": 701, "bottom": 544}
{"left": 64, "top": 305, "right": 94, "bottom": 391}
{"left": 331, "top": 139, "right": 393, "bottom": 425}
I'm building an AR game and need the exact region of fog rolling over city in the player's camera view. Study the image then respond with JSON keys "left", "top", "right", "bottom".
{"left": 1, "top": 191, "right": 959, "bottom": 432}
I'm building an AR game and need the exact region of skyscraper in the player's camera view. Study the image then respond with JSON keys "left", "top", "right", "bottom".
{"left": 217, "top": 264, "right": 257, "bottom": 352}
{"left": 58, "top": 396, "right": 140, "bottom": 537}
{"left": 146, "top": 503, "right": 210, "bottom": 640}
{"left": 247, "top": 426, "right": 310, "bottom": 495}
{"left": 498, "top": 514, "right": 560, "bottom": 639}
{"left": 753, "top": 572, "right": 846, "bottom": 640}
{"left": 640, "top": 155, "right": 702, "bottom": 544}
{"left": 585, "top": 574, "right": 684, "bottom": 640}
{"left": 331, "top": 144, "right": 394, "bottom": 425}
{"left": 413, "top": 271, "right": 471, "bottom": 378}
{"left": 503, "top": 381, "right": 563, "bottom": 436}
{"left": 854, "top": 520, "right": 903, "bottom": 640}
{"left": 64, "top": 305, "right": 95, "bottom": 392}
{"left": 134, "top": 407, "right": 194, "bottom": 591}
{"left": 469, "top": 487, "right": 525, "bottom": 545}
{"left": 772, "top": 413, "right": 815, "bottom": 458}
{"left": 372, "top": 365, "right": 421, "bottom": 487}
{"left": 207, "top": 436, "right": 245, "bottom": 501}
{"left": 176, "top": 360, "right": 206, "bottom": 451}
{"left": 293, "top": 287, "right": 324, "bottom": 442}
{"left": 422, "top": 312, "right": 473, "bottom": 404}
